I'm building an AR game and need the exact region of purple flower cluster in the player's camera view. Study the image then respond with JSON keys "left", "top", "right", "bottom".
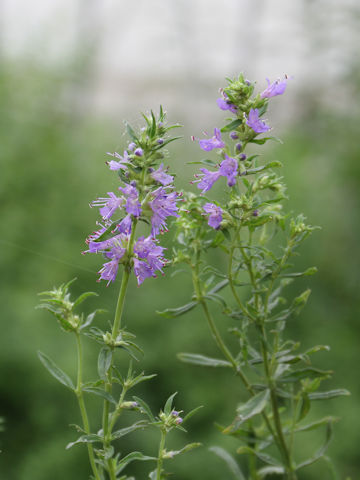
{"left": 195, "top": 152, "right": 238, "bottom": 193}
{"left": 245, "top": 108, "right": 270, "bottom": 134}
{"left": 203, "top": 203, "right": 223, "bottom": 229}
{"left": 85, "top": 140, "right": 179, "bottom": 286}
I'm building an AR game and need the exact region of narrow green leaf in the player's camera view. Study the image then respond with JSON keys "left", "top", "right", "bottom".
{"left": 221, "top": 119, "right": 243, "bottom": 132}
{"left": 167, "top": 443, "right": 202, "bottom": 458}
{"left": 125, "top": 122, "right": 138, "bottom": 142}
{"left": 298, "top": 393, "right": 311, "bottom": 422}
{"left": 249, "top": 136, "right": 283, "bottom": 145}
{"left": 177, "top": 353, "right": 232, "bottom": 368}
{"left": 296, "top": 421, "right": 333, "bottom": 470}
{"left": 73, "top": 291, "right": 98, "bottom": 308}
{"left": 295, "top": 416, "right": 339, "bottom": 434}
{"left": 182, "top": 405, "right": 203, "bottom": 424}
{"left": 154, "top": 136, "right": 182, "bottom": 150}
{"left": 309, "top": 389, "right": 350, "bottom": 401}
{"left": 83, "top": 387, "right": 116, "bottom": 405}
{"left": 257, "top": 466, "right": 285, "bottom": 478}
{"left": 280, "top": 367, "right": 332, "bottom": 383}
{"left": 112, "top": 421, "right": 148, "bottom": 439}
{"left": 38, "top": 351, "right": 74, "bottom": 390}
{"left": 243, "top": 161, "right": 283, "bottom": 176}
{"left": 209, "top": 446, "right": 246, "bottom": 480}
{"left": 150, "top": 110, "right": 157, "bottom": 138}
{"left": 157, "top": 301, "right": 197, "bottom": 318}
{"left": 98, "top": 347, "right": 112, "bottom": 381}
{"left": 133, "top": 396, "right": 155, "bottom": 422}
{"left": 225, "top": 390, "right": 270, "bottom": 433}
{"left": 164, "top": 392, "right": 177, "bottom": 415}
{"left": 237, "top": 446, "right": 282, "bottom": 467}
{"left": 66, "top": 434, "right": 102, "bottom": 449}
{"left": 117, "top": 451, "right": 156, "bottom": 475}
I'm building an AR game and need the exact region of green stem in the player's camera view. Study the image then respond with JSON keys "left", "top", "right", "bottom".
{"left": 191, "top": 258, "right": 279, "bottom": 448}
{"left": 75, "top": 332, "right": 101, "bottom": 480}
{"left": 240, "top": 233, "right": 296, "bottom": 478}
{"left": 109, "top": 386, "right": 128, "bottom": 433}
{"left": 156, "top": 429, "right": 166, "bottom": 480}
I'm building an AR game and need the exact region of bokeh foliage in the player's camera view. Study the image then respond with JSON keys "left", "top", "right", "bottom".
{"left": 0, "top": 62, "right": 359, "bottom": 479}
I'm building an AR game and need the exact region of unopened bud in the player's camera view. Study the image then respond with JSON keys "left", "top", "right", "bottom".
{"left": 134, "top": 148, "right": 143, "bottom": 157}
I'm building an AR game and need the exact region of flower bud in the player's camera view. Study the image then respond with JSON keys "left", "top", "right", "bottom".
{"left": 134, "top": 148, "right": 144, "bottom": 157}
{"left": 235, "top": 143, "right": 242, "bottom": 152}
{"left": 230, "top": 131, "right": 239, "bottom": 140}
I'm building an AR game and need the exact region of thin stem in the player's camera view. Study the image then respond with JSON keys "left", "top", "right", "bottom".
{"left": 191, "top": 258, "right": 279, "bottom": 448}
{"left": 112, "top": 219, "right": 138, "bottom": 340}
{"left": 240, "top": 232, "right": 296, "bottom": 478}
{"left": 75, "top": 332, "right": 102, "bottom": 480}
{"left": 156, "top": 429, "right": 166, "bottom": 480}
{"left": 109, "top": 386, "right": 128, "bottom": 433}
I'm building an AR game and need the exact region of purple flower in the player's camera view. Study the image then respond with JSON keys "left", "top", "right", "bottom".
{"left": 134, "top": 147, "right": 143, "bottom": 157}
{"left": 91, "top": 192, "right": 124, "bottom": 220}
{"left": 217, "top": 93, "right": 237, "bottom": 114}
{"left": 98, "top": 245, "right": 126, "bottom": 286}
{"left": 119, "top": 185, "right": 141, "bottom": 217}
{"left": 196, "top": 168, "right": 221, "bottom": 193}
{"left": 219, "top": 154, "right": 238, "bottom": 187}
{"left": 134, "top": 236, "right": 166, "bottom": 283}
{"left": 199, "top": 128, "right": 225, "bottom": 152}
{"left": 261, "top": 77, "right": 287, "bottom": 98}
{"left": 151, "top": 163, "right": 174, "bottom": 186}
{"left": 106, "top": 151, "right": 129, "bottom": 171}
{"left": 230, "top": 131, "right": 239, "bottom": 140}
{"left": 118, "top": 214, "right": 132, "bottom": 234}
{"left": 245, "top": 109, "right": 271, "bottom": 134}
{"left": 133, "top": 258, "right": 155, "bottom": 285}
{"left": 128, "top": 142, "right": 136, "bottom": 151}
{"left": 149, "top": 187, "right": 179, "bottom": 236}
{"left": 203, "top": 203, "right": 223, "bottom": 229}
{"left": 134, "top": 236, "right": 166, "bottom": 273}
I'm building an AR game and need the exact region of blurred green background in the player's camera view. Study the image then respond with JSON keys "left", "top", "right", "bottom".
{"left": 0, "top": 1, "right": 359, "bottom": 479}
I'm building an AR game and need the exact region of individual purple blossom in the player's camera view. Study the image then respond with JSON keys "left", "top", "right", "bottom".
{"left": 199, "top": 128, "right": 225, "bottom": 152}
{"left": 118, "top": 214, "right": 132, "bottom": 234}
{"left": 217, "top": 92, "right": 237, "bottom": 114}
{"left": 245, "top": 108, "right": 271, "bottom": 134}
{"left": 106, "top": 151, "right": 129, "bottom": 171}
{"left": 203, "top": 203, "right": 223, "bottom": 229}
{"left": 91, "top": 192, "right": 124, "bottom": 220}
{"left": 119, "top": 184, "right": 141, "bottom": 217}
{"left": 175, "top": 417, "right": 183, "bottom": 425}
{"left": 151, "top": 163, "right": 174, "bottom": 186}
{"left": 196, "top": 168, "right": 221, "bottom": 193}
{"left": 261, "top": 77, "right": 287, "bottom": 98}
{"left": 230, "top": 131, "right": 239, "bottom": 140}
{"left": 134, "top": 236, "right": 166, "bottom": 273}
{"left": 128, "top": 142, "right": 136, "bottom": 151}
{"left": 98, "top": 245, "right": 126, "bottom": 286}
{"left": 133, "top": 258, "right": 155, "bottom": 285}
{"left": 219, "top": 154, "right": 238, "bottom": 187}
{"left": 149, "top": 187, "right": 179, "bottom": 236}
